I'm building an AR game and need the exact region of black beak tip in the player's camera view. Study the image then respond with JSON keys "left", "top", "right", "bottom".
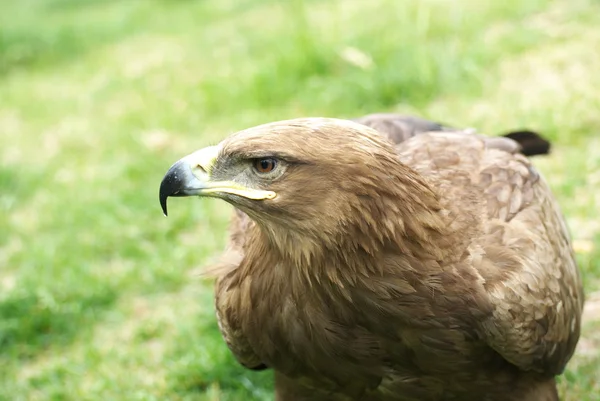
{"left": 159, "top": 159, "right": 203, "bottom": 217}
{"left": 160, "top": 195, "right": 169, "bottom": 217}
{"left": 159, "top": 161, "right": 185, "bottom": 217}
{"left": 159, "top": 182, "right": 170, "bottom": 217}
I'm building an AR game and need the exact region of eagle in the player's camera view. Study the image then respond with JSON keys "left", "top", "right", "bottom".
{"left": 159, "top": 116, "right": 583, "bottom": 401}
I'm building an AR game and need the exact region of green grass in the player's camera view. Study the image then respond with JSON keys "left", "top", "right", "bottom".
{"left": 1, "top": 0, "right": 599, "bottom": 399}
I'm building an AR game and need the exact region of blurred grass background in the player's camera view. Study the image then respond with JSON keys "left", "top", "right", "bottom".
{"left": 1, "top": 0, "right": 599, "bottom": 399}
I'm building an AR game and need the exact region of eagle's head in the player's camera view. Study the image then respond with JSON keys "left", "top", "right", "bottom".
{"left": 159, "top": 117, "right": 443, "bottom": 259}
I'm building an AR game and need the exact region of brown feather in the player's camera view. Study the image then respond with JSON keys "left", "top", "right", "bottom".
{"left": 351, "top": 113, "right": 552, "bottom": 157}
{"left": 189, "top": 118, "right": 582, "bottom": 401}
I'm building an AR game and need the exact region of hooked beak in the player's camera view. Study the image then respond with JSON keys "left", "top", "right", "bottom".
{"left": 159, "top": 145, "right": 276, "bottom": 216}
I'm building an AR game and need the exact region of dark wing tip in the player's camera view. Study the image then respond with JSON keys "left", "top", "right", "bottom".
{"left": 502, "top": 130, "right": 551, "bottom": 156}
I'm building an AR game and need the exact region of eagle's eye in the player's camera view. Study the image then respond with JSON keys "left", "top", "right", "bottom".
{"left": 253, "top": 158, "right": 278, "bottom": 174}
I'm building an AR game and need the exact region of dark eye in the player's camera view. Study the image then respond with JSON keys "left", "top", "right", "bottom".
{"left": 253, "top": 158, "right": 278, "bottom": 174}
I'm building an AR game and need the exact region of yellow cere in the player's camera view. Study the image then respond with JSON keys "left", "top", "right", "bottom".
{"left": 184, "top": 145, "right": 222, "bottom": 174}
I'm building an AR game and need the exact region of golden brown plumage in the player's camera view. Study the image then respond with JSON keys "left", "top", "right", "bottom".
{"left": 159, "top": 117, "right": 583, "bottom": 401}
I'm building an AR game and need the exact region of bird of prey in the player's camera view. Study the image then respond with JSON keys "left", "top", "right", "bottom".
{"left": 159, "top": 117, "right": 582, "bottom": 401}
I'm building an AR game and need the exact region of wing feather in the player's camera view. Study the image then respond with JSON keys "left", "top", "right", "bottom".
{"left": 397, "top": 131, "right": 584, "bottom": 375}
